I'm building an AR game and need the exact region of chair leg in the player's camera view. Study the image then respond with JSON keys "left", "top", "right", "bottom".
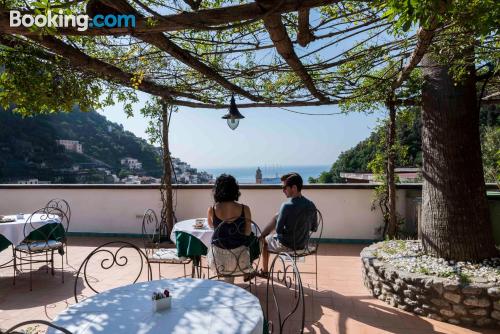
{"left": 29, "top": 253, "right": 33, "bottom": 291}
{"left": 12, "top": 248, "right": 16, "bottom": 286}
{"left": 61, "top": 249, "right": 64, "bottom": 284}
{"left": 315, "top": 252, "right": 318, "bottom": 290}
{"left": 51, "top": 250, "right": 55, "bottom": 276}
{"left": 65, "top": 243, "right": 69, "bottom": 265}
{"left": 18, "top": 251, "right": 23, "bottom": 272}
{"left": 158, "top": 263, "right": 161, "bottom": 280}
{"left": 46, "top": 251, "right": 49, "bottom": 273}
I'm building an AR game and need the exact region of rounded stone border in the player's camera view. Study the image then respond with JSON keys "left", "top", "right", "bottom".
{"left": 361, "top": 242, "right": 500, "bottom": 328}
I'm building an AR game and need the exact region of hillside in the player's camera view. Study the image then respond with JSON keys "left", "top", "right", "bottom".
{"left": 311, "top": 107, "right": 499, "bottom": 183}
{"left": 0, "top": 107, "right": 162, "bottom": 183}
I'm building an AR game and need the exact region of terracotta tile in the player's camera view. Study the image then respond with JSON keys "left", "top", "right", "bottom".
{"left": 0, "top": 240, "right": 496, "bottom": 334}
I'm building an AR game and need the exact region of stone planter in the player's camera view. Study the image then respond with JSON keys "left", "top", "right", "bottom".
{"left": 361, "top": 242, "right": 500, "bottom": 328}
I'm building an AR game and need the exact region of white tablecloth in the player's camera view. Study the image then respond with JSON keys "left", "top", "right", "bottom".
{"left": 49, "top": 278, "right": 264, "bottom": 334}
{"left": 171, "top": 219, "right": 260, "bottom": 249}
{"left": 171, "top": 218, "right": 212, "bottom": 248}
{"left": 0, "top": 214, "right": 61, "bottom": 247}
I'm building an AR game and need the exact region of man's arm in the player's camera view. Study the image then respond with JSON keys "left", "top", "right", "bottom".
{"left": 261, "top": 213, "right": 278, "bottom": 238}
{"left": 311, "top": 209, "right": 319, "bottom": 232}
{"left": 275, "top": 204, "right": 288, "bottom": 234}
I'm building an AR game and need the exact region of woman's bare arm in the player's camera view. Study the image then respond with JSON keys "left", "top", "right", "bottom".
{"left": 244, "top": 205, "right": 252, "bottom": 235}
{"left": 207, "top": 206, "right": 214, "bottom": 228}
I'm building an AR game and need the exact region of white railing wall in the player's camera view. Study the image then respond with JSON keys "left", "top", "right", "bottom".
{"left": 0, "top": 184, "right": 422, "bottom": 241}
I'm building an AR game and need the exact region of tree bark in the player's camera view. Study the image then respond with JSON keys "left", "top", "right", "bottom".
{"left": 386, "top": 99, "right": 397, "bottom": 238}
{"left": 160, "top": 102, "right": 174, "bottom": 238}
{"left": 420, "top": 52, "right": 498, "bottom": 261}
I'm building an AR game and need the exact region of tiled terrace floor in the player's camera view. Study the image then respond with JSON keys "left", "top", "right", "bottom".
{"left": 0, "top": 237, "right": 497, "bottom": 334}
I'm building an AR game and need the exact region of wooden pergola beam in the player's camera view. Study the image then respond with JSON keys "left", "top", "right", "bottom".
{"left": 21, "top": 34, "right": 203, "bottom": 103}
{"left": 102, "top": 0, "right": 262, "bottom": 102}
{"left": 0, "top": 0, "right": 339, "bottom": 36}
{"left": 297, "top": 9, "right": 314, "bottom": 47}
{"left": 390, "top": 16, "right": 438, "bottom": 91}
{"left": 258, "top": 1, "right": 330, "bottom": 103}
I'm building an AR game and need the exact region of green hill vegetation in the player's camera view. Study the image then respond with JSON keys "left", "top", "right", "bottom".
{"left": 310, "top": 107, "right": 499, "bottom": 183}
{"left": 0, "top": 107, "right": 162, "bottom": 183}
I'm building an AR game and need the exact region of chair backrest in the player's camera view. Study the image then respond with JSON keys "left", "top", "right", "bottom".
{"left": 74, "top": 241, "right": 152, "bottom": 303}
{"left": 289, "top": 208, "right": 323, "bottom": 255}
{"left": 3, "top": 319, "right": 72, "bottom": 334}
{"left": 22, "top": 206, "right": 69, "bottom": 250}
{"left": 210, "top": 219, "right": 262, "bottom": 277}
{"left": 266, "top": 253, "right": 305, "bottom": 334}
{"left": 46, "top": 198, "right": 71, "bottom": 232}
{"left": 141, "top": 209, "right": 160, "bottom": 254}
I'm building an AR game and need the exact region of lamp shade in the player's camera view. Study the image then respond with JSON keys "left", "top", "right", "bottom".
{"left": 222, "top": 95, "right": 244, "bottom": 130}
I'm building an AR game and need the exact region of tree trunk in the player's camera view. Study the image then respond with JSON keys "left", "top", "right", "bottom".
{"left": 420, "top": 53, "right": 497, "bottom": 261}
{"left": 386, "top": 99, "right": 397, "bottom": 238}
{"left": 160, "top": 102, "right": 174, "bottom": 238}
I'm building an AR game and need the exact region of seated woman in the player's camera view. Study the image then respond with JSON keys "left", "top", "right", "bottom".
{"left": 207, "top": 174, "right": 252, "bottom": 283}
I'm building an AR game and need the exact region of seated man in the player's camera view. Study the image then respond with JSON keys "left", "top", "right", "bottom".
{"left": 260, "top": 173, "right": 318, "bottom": 274}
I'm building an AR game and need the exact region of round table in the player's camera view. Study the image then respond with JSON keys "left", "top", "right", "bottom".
{"left": 171, "top": 219, "right": 261, "bottom": 261}
{"left": 171, "top": 218, "right": 211, "bottom": 248}
{"left": 49, "top": 278, "right": 264, "bottom": 334}
{"left": 0, "top": 214, "right": 64, "bottom": 254}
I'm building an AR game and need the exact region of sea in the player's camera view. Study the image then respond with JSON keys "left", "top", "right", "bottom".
{"left": 200, "top": 165, "right": 330, "bottom": 184}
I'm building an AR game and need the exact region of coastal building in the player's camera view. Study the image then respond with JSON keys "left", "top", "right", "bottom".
{"left": 121, "top": 175, "right": 141, "bottom": 184}
{"left": 120, "top": 157, "right": 143, "bottom": 170}
{"left": 171, "top": 158, "right": 213, "bottom": 184}
{"left": 56, "top": 139, "right": 83, "bottom": 154}
{"left": 254, "top": 167, "right": 280, "bottom": 184}
{"left": 17, "top": 179, "right": 51, "bottom": 184}
{"left": 340, "top": 168, "right": 422, "bottom": 183}
{"left": 256, "top": 167, "right": 262, "bottom": 184}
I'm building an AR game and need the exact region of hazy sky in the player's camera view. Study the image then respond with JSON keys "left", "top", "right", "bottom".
{"left": 98, "top": 91, "right": 384, "bottom": 168}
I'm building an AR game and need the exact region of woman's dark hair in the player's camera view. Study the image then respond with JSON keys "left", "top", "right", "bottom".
{"left": 213, "top": 174, "right": 241, "bottom": 202}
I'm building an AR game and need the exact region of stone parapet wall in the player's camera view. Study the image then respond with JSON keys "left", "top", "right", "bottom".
{"left": 361, "top": 243, "right": 500, "bottom": 328}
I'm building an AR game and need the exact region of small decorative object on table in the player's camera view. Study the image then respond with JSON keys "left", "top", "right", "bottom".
{"left": 152, "top": 289, "right": 171, "bottom": 312}
{"left": 16, "top": 213, "right": 24, "bottom": 220}
{"left": 194, "top": 218, "right": 205, "bottom": 229}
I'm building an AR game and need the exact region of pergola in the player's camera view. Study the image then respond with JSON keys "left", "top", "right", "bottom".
{"left": 0, "top": 0, "right": 498, "bottom": 261}
{"left": 0, "top": 0, "right": 436, "bottom": 109}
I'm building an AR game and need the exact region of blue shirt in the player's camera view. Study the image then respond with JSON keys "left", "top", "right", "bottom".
{"left": 276, "top": 196, "right": 318, "bottom": 249}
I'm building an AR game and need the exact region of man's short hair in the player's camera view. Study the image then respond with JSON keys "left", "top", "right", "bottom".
{"left": 281, "top": 172, "right": 303, "bottom": 191}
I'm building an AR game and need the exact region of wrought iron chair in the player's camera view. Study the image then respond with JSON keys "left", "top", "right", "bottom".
{"left": 13, "top": 206, "right": 69, "bottom": 290}
{"left": 265, "top": 253, "right": 305, "bottom": 334}
{"left": 74, "top": 241, "right": 152, "bottom": 303}
{"left": 2, "top": 320, "right": 72, "bottom": 334}
{"left": 45, "top": 199, "right": 71, "bottom": 264}
{"left": 267, "top": 208, "right": 323, "bottom": 290}
{"left": 141, "top": 209, "right": 191, "bottom": 278}
{"left": 208, "top": 219, "right": 262, "bottom": 289}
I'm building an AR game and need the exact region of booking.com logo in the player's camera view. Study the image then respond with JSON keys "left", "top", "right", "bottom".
{"left": 9, "top": 10, "right": 136, "bottom": 32}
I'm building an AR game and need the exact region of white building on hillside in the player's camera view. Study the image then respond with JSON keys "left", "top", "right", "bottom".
{"left": 56, "top": 140, "right": 83, "bottom": 153}
{"left": 17, "top": 179, "right": 51, "bottom": 184}
{"left": 120, "top": 157, "right": 143, "bottom": 170}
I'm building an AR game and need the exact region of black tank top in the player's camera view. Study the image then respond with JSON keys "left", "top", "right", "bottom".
{"left": 212, "top": 204, "right": 249, "bottom": 249}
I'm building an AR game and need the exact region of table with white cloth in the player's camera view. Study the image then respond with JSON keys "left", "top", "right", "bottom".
{"left": 49, "top": 278, "right": 264, "bottom": 334}
{"left": 0, "top": 213, "right": 64, "bottom": 269}
{"left": 171, "top": 218, "right": 212, "bottom": 253}
{"left": 171, "top": 219, "right": 261, "bottom": 261}
{"left": 0, "top": 214, "right": 63, "bottom": 252}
